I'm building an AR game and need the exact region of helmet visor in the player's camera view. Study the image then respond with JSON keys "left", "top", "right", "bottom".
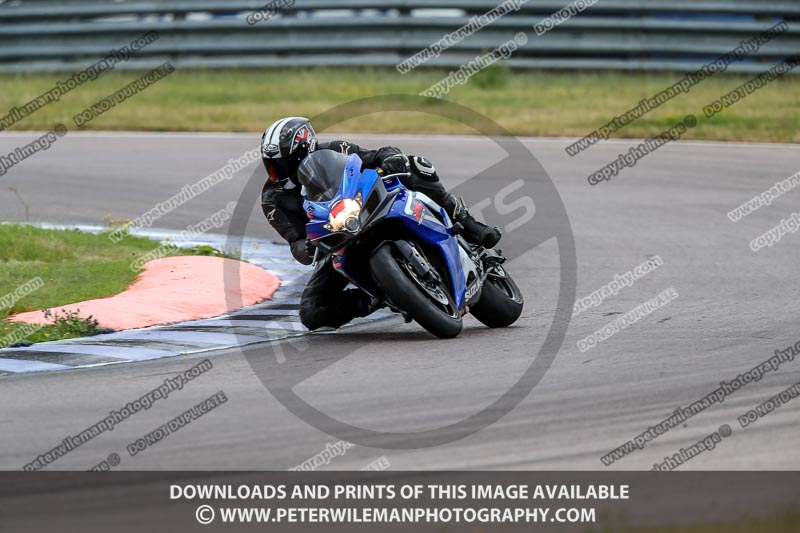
{"left": 265, "top": 157, "right": 292, "bottom": 185}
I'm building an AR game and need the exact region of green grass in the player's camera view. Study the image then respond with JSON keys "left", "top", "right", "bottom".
{"left": 0, "top": 224, "right": 212, "bottom": 345}
{"left": 1, "top": 67, "right": 799, "bottom": 143}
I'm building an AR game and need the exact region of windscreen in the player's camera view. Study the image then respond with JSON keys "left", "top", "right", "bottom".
{"left": 297, "top": 151, "right": 348, "bottom": 202}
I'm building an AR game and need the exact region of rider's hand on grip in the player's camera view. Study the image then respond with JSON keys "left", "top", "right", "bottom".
{"left": 380, "top": 153, "right": 410, "bottom": 175}
{"left": 290, "top": 238, "right": 314, "bottom": 265}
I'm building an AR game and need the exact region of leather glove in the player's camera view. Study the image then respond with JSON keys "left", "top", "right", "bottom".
{"left": 290, "top": 238, "right": 315, "bottom": 265}
{"left": 380, "top": 153, "right": 410, "bottom": 175}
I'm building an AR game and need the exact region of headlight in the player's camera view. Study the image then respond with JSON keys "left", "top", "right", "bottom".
{"left": 344, "top": 215, "right": 360, "bottom": 232}
{"left": 324, "top": 194, "right": 362, "bottom": 233}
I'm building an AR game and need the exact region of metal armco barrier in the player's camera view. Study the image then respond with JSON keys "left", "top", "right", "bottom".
{"left": 0, "top": 0, "right": 798, "bottom": 73}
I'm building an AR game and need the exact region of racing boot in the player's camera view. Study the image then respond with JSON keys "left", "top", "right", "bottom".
{"left": 444, "top": 196, "right": 502, "bottom": 248}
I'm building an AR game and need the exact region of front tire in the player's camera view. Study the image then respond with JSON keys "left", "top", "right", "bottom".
{"left": 470, "top": 265, "right": 524, "bottom": 328}
{"left": 369, "top": 243, "right": 463, "bottom": 338}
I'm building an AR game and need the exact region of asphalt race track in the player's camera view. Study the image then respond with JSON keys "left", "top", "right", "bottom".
{"left": 1, "top": 131, "right": 799, "bottom": 471}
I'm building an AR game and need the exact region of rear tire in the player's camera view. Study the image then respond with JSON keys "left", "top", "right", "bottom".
{"left": 470, "top": 266, "right": 524, "bottom": 328}
{"left": 369, "top": 243, "right": 463, "bottom": 339}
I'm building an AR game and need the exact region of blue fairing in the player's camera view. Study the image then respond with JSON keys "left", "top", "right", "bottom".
{"left": 304, "top": 154, "right": 378, "bottom": 240}
{"left": 384, "top": 189, "right": 467, "bottom": 308}
{"left": 303, "top": 153, "right": 468, "bottom": 309}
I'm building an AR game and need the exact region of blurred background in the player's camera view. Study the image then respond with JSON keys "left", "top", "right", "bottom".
{"left": 0, "top": 0, "right": 798, "bottom": 140}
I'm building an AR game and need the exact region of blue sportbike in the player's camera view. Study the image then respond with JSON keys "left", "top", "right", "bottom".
{"left": 298, "top": 150, "right": 523, "bottom": 338}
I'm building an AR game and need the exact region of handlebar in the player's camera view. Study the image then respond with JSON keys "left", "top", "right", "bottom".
{"left": 380, "top": 172, "right": 412, "bottom": 180}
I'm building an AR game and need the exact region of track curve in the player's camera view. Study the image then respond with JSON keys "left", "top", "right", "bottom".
{"left": 1, "top": 131, "right": 798, "bottom": 470}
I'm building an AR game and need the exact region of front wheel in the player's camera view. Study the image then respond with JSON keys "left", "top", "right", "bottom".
{"left": 470, "top": 265, "right": 524, "bottom": 328}
{"left": 369, "top": 243, "right": 463, "bottom": 338}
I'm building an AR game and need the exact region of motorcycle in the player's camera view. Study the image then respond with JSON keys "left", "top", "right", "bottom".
{"left": 298, "top": 150, "right": 523, "bottom": 338}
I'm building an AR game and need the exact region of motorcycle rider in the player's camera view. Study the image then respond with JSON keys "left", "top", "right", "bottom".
{"left": 260, "top": 116, "right": 501, "bottom": 331}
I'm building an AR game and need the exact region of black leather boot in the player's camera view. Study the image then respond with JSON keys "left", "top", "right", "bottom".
{"left": 445, "top": 196, "right": 502, "bottom": 248}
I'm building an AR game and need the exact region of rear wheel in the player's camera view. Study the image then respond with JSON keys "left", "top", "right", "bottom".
{"left": 369, "top": 243, "right": 463, "bottom": 338}
{"left": 470, "top": 265, "right": 524, "bottom": 328}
